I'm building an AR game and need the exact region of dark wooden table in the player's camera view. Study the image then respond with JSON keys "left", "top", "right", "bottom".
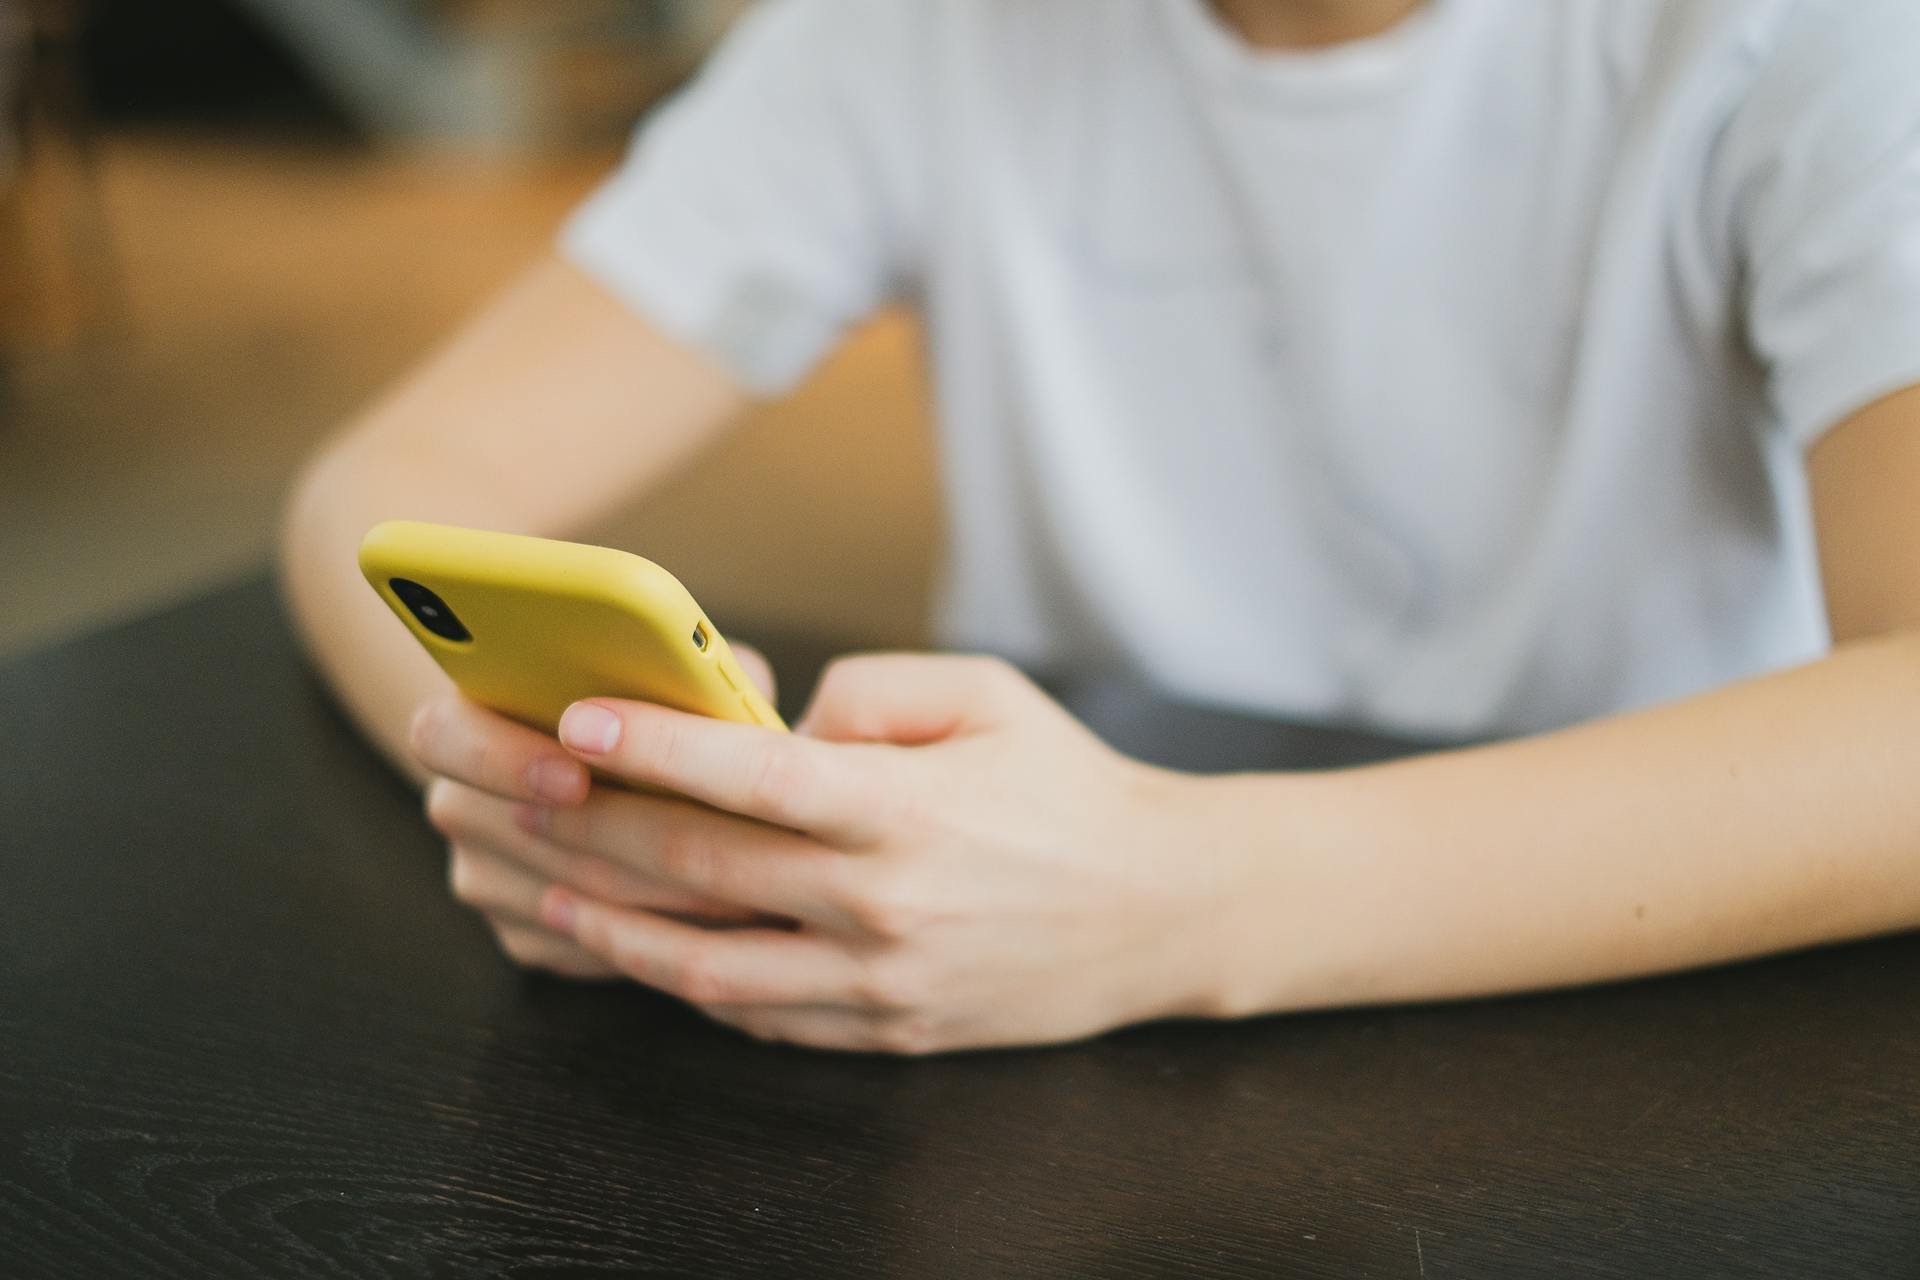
{"left": 4, "top": 579, "right": 1918, "bottom": 1278}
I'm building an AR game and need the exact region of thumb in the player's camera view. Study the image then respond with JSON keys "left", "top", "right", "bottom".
{"left": 796, "top": 653, "right": 1031, "bottom": 744}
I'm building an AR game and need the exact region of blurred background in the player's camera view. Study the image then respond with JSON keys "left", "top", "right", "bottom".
{"left": 0, "top": 0, "right": 938, "bottom": 661}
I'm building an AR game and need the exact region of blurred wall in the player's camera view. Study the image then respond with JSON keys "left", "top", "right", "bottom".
{"left": 0, "top": 0, "right": 940, "bottom": 659}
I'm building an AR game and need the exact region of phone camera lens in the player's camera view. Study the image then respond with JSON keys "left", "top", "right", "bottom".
{"left": 691, "top": 623, "right": 709, "bottom": 651}
{"left": 389, "top": 578, "right": 471, "bottom": 642}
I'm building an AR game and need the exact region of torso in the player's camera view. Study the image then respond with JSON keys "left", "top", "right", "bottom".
{"left": 916, "top": 0, "right": 1831, "bottom": 736}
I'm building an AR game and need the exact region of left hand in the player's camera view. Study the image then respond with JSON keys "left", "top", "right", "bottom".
{"left": 411, "top": 654, "right": 1249, "bottom": 1053}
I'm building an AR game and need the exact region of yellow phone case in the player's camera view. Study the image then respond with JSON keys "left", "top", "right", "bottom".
{"left": 358, "top": 520, "right": 785, "bottom": 734}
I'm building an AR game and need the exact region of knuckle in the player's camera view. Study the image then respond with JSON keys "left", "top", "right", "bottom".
{"left": 815, "top": 655, "right": 866, "bottom": 699}
{"left": 537, "top": 801, "right": 585, "bottom": 852}
{"left": 654, "top": 823, "right": 722, "bottom": 892}
{"left": 407, "top": 700, "right": 441, "bottom": 762}
{"left": 423, "top": 777, "right": 462, "bottom": 833}
{"left": 810, "top": 656, "right": 877, "bottom": 729}
{"left": 608, "top": 940, "right": 654, "bottom": 987}
{"left": 727, "top": 1010, "right": 791, "bottom": 1046}
{"left": 563, "top": 850, "right": 625, "bottom": 902}
{"left": 845, "top": 870, "right": 930, "bottom": 942}
{"left": 645, "top": 716, "right": 692, "bottom": 781}
{"left": 855, "top": 951, "right": 928, "bottom": 1012}
{"left": 464, "top": 732, "right": 507, "bottom": 791}
{"left": 489, "top": 921, "right": 533, "bottom": 965}
{"left": 745, "top": 746, "right": 812, "bottom": 817}
{"left": 814, "top": 656, "right": 867, "bottom": 706}
{"left": 670, "top": 939, "right": 736, "bottom": 1006}
{"left": 873, "top": 1013, "right": 941, "bottom": 1057}
{"left": 446, "top": 846, "right": 480, "bottom": 903}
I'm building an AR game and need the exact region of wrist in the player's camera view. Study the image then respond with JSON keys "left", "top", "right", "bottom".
{"left": 1170, "top": 766, "right": 1398, "bottom": 1021}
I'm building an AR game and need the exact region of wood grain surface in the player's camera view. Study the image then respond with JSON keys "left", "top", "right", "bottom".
{"left": 2, "top": 579, "right": 1917, "bottom": 1278}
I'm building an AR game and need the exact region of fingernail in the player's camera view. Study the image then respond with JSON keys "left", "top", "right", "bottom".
{"left": 525, "top": 757, "right": 585, "bottom": 803}
{"left": 512, "top": 802, "right": 551, "bottom": 835}
{"left": 541, "top": 890, "right": 577, "bottom": 934}
{"left": 560, "top": 703, "right": 621, "bottom": 755}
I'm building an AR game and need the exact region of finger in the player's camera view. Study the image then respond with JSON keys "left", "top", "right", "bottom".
{"left": 702, "top": 1005, "right": 922, "bottom": 1054}
{"left": 795, "top": 653, "right": 1034, "bottom": 743}
{"left": 556, "top": 699, "right": 885, "bottom": 842}
{"left": 447, "top": 841, "right": 552, "bottom": 923}
{"left": 488, "top": 919, "right": 621, "bottom": 980}
{"left": 521, "top": 786, "right": 860, "bottom": 930}
{"left": 433, "top": 781, "right": 764, "bottom": 922}
{"left": 547, "top": 890, "right": 864, "bottom": 1006}
{"left": 410, "top": 694, "right": 588, "bottom": 805}
{"left": 729, "top": 640, "right": 778, "bottom": 702}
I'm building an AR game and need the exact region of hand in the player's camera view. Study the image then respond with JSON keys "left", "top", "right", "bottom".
{"left": 411, "top": 645, "right": 781, "bottom": 980}
{"left": 413, "top": 651, "right": 1249, "bottom": 1054}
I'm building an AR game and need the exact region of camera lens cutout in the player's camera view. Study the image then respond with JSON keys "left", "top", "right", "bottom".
{"left": 389, "top": 578, "right": 470, "bottom": 642}
{"left": 691, "top": 623, "right": 710, "bottom": 651}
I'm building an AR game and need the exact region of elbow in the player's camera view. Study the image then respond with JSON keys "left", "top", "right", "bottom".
{"left": 277, "top": 449, "right": 330, "bottom": 607}
{"left": 275, "top": 439, "right": 365, "bottom": 633}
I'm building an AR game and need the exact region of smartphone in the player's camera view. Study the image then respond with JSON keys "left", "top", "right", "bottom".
{"left": 358, "top": 520, "right": 785, "bottom": 734}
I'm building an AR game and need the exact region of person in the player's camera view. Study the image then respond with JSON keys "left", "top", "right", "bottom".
{"left": 281, "top": 0, "right": 1920, "bottom": 1054}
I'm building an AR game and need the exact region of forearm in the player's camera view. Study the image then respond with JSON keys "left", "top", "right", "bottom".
{"left": 1214, "top": 632, "right": 1920, "bottom": 1015}
{"left": 278, "top": 255, "right": 745, "bottom": 778}
{"left": 279, "top": 447, "right": 464, "bottom": 778}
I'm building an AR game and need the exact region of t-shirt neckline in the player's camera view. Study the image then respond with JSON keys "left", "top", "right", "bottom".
{"left": 1163, "top": 0, "right": 1443, "bottom": 109}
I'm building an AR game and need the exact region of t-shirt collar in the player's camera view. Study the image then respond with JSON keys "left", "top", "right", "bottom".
{"left": 1161, "top": 0, "right": 1444, "bottom": 109}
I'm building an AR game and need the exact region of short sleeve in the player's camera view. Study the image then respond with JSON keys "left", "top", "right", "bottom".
{"left": 1724, "top": 0, "right": 1920, "bottom": 448}
{"left": 560, "top": 0, "right": 926, "bottom": 396}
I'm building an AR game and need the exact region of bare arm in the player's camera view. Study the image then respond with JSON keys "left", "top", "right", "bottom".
{"left": 1209, "top": 385, "right": 1920, "bottom": 1014}
{"left": 386, "top": 382, "right": 1920, "bottom": 1053}
{"left": 279, "top": 255, "right": 746, "bottom": 777}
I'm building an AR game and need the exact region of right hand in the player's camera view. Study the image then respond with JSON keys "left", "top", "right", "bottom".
{"left": 414, "top": 643, "right": 780, "bottom": 978}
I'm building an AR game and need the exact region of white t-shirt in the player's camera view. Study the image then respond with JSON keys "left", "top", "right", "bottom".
{"left": 563, "top": 0, "right": 1920, "bottom": 738}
